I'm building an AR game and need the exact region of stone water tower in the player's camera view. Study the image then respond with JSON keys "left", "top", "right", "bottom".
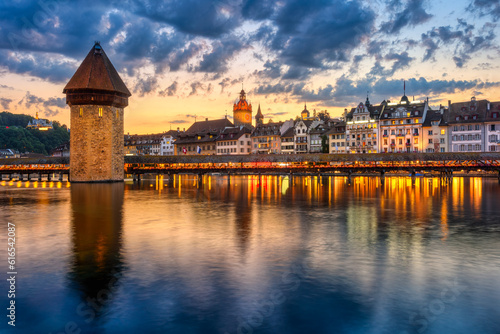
{"left": 63, "top": 42, "right": 131, "bottom": 182}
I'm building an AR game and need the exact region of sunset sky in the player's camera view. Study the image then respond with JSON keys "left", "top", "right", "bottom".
{"left": 1, "top": 0, "right": 500, "bottom": 133}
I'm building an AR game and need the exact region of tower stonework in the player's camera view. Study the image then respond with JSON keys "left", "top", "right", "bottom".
{"left": 63, "top": 42, "right": 131, "bottom": 182}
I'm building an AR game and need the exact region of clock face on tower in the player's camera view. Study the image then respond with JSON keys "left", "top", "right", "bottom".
{"left": 245, "top": 114, "right": 250, "bottom": 121}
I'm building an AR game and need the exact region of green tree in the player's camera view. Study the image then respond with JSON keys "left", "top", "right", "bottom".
{"left": 321, "top": 134, "right": 329, "bottom": 153}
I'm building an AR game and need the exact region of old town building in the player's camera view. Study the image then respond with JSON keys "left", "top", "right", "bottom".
{"left": 325, "top": 121, "right": 347, "bottom": 154}
{"left": 422, "top": 108, "right": 449, "bottom": 153}
{"left": 485, "top": 101, "right": 500, "bottom": 152}
{"left": 280, "top": 127, "right": 295, "bottom": 154}
{"left": 378, "top": 95, "right": 429, "bottom": 153}
{"left": 175, "top": 118, "right": 233, "bottom": 155}
{"left": 216, "top": 126, "right": 252, "bottom": 155}
{"left": 251, "top": 120, "right": 293, "bottom": 154}
{"left": 309, "top": 122, "right": 330, "bottom": 153}
{"left": 345, "top": 97, "right": 381, "bottom": 153}
{"left": 447, "top": 97, "right": 489, "bottom": 152}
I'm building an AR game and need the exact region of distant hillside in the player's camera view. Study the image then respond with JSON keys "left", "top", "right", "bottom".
{"left": 0, "top": 111, "right": 33, "bottom": 127}
{"left": 0, "top": 111, "right": 70, "bottom": 155}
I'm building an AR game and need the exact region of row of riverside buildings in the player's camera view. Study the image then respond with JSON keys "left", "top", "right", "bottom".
{"left": 123, "top": 90, "right": 500, "bottom": 156}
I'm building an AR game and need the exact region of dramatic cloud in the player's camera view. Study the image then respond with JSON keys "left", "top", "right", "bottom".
{"left": 380, "top": 0, "right": 432, "bottom": 34}
{"left": 134, "top": 76, "right": 159, "bottom": 97}
{"left": 159, "top": 81, "right": 178, "bottom": 97}
{"left": 419, "top": 20, "right": 496, "bottom": 67}
{"left": 268, "top": 0, "right": 375, "bottom": 70}
{"left": 468, "top": 0, "right": 500, "bottom": 21}
{"left": 0, "top": 98, "right": 12, "bottom": 110}
{"left": 195, "top": 37, "right": 248, "bottom": 73}
{"left": 17, "top": 91, "right": 66, "bottom": 116}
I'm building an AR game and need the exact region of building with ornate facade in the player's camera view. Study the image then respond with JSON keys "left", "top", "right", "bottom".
{"left": 378, "top": 94, "right": 429, "bottom": 153}
{"left": 345, "top": 98, "right": 381, "bottom": 154}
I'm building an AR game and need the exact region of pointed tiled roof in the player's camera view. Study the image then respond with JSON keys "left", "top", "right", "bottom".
{"left": 63, "top": 42, "right": 131, "bottom": 96}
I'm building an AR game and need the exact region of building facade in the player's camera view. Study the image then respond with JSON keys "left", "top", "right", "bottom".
{"left": 422, "top": 108, "right": 448, "bottom": 153}
{"left": 345, "top": 99, "right": 380, "bottom": 153}
{"left": 326, "top": 121, "right": 346, "bottom": 154}
{"left": 175, "top": 118, "right": 233, "bottom": 155}
{"left": 379, "top": 96, "right": 428, "bottom": 153}
{"left": 216, "top": 127, "right": 252, "bottom": 155}
{"left": 448, "top": 98, "right": 488, "bottom": 152}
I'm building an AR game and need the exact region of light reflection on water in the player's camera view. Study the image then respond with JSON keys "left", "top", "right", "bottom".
{"left": 0, "top": 176, "right": 499, "bottom": 334}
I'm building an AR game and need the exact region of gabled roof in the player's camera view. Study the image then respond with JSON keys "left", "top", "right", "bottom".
{"left": 63, "top": 42, "right": 131, "bottom": 96}
{"left": 281, "top": 127, "right": 295, "bottom": 138}
{"left": 186, "top": 118, "right": 234, "bottom": 134}
{"left": 217, "top": 126, "right": 252, "bottom": 141}
{"left": 446, "top": 98, "right": 490, "bottom": 124}
{"left": 422, "top": 109, "right": 446, "bottom": 127}
{"left": 251, "top": 121, "right": 283, "bottom": 137}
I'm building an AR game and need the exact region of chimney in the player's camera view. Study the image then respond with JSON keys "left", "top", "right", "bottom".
{"left": 206, "top": 118, "right": 208, "bottom": 121}
{"left": 177, "top": 127, "right": 179, "bottom": 132}
{"left": 487, "top": 102, "right": 491, "bottom": 111}
{"left": 183, "top": 128, "right": 185, "bottom": 132}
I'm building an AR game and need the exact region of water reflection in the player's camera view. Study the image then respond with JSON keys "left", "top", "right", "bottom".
{"left": 1, "top": 176, "right": 499, "bottom": 334}
{"left": 69, "top": 183, "right": 124, "bottom": 328}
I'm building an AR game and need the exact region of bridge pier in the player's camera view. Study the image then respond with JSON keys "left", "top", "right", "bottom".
{"left": 227, "top": 173, "right": 231, "bottom": 186}
{"left": 347, "top": 170, "right": 352, "bottom": 185}
{"left": 197, "top": 173, "right": 203, "bottom": 188}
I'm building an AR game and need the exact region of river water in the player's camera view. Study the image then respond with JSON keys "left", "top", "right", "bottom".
{"left": 0, "top": 175, "right": 499, "bottom": 334}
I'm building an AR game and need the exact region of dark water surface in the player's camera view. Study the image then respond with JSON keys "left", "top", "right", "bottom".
{"left": 1, "top": 176, "right": 499, "bottom": 334}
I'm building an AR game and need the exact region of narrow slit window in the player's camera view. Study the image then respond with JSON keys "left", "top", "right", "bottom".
{"left": 116, "top": 110, "right": 119, "bottom": 119}
{"left": 79, "top": 108, "right": 83, "bottom": 117}
{"left": 98, "top": 107, "right": 103, "bottom": 117}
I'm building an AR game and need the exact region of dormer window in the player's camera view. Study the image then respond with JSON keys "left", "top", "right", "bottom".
{"left": 415, "top": 111, "right": 419, "bottom": 116}
{"left": 456, "top": 116, "right": 460, "bottom": 121}
{"left": 472, "top": 115, "right": 477, "bottom": 120}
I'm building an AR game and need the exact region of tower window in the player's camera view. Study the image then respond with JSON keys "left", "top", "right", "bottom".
{"left": 79, "top": 108, "right": 83, "bottom": 117}
{"left": 116, "top": 109, "right": 119, "bottom": 119}
{"left": 98, "top": 107, "right": 103, "bottom": 117}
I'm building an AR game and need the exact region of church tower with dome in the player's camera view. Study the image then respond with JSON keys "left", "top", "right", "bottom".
{"left": 233, "top": 89, "right": 253, "bottom": 128}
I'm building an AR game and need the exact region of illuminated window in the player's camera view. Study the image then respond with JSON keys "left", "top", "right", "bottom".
{"left": 116, "top": 110, "right": 119, "bottom": 119}
{"left": 373, "top": 124, "right": 377, "bottom": 128}
{"left": 414, "top": 138, "right": 418, "bottom": 144}
{"left": 391, "top": 120, "right": 395, "bottom": 125}
{"left": 79, "top": 108, "right": 83, "bottom": 117}
{"left": 98, "top": 107, "right": 103, "bottom": 117}
{"left": 441, "top": 129, "right": 445, "bottom": 135}
{"left": 415, "top": 119, "right": 419, "bottom": 123}
{"left": 407, "top": 112, "right": 411, "bottom": 117}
